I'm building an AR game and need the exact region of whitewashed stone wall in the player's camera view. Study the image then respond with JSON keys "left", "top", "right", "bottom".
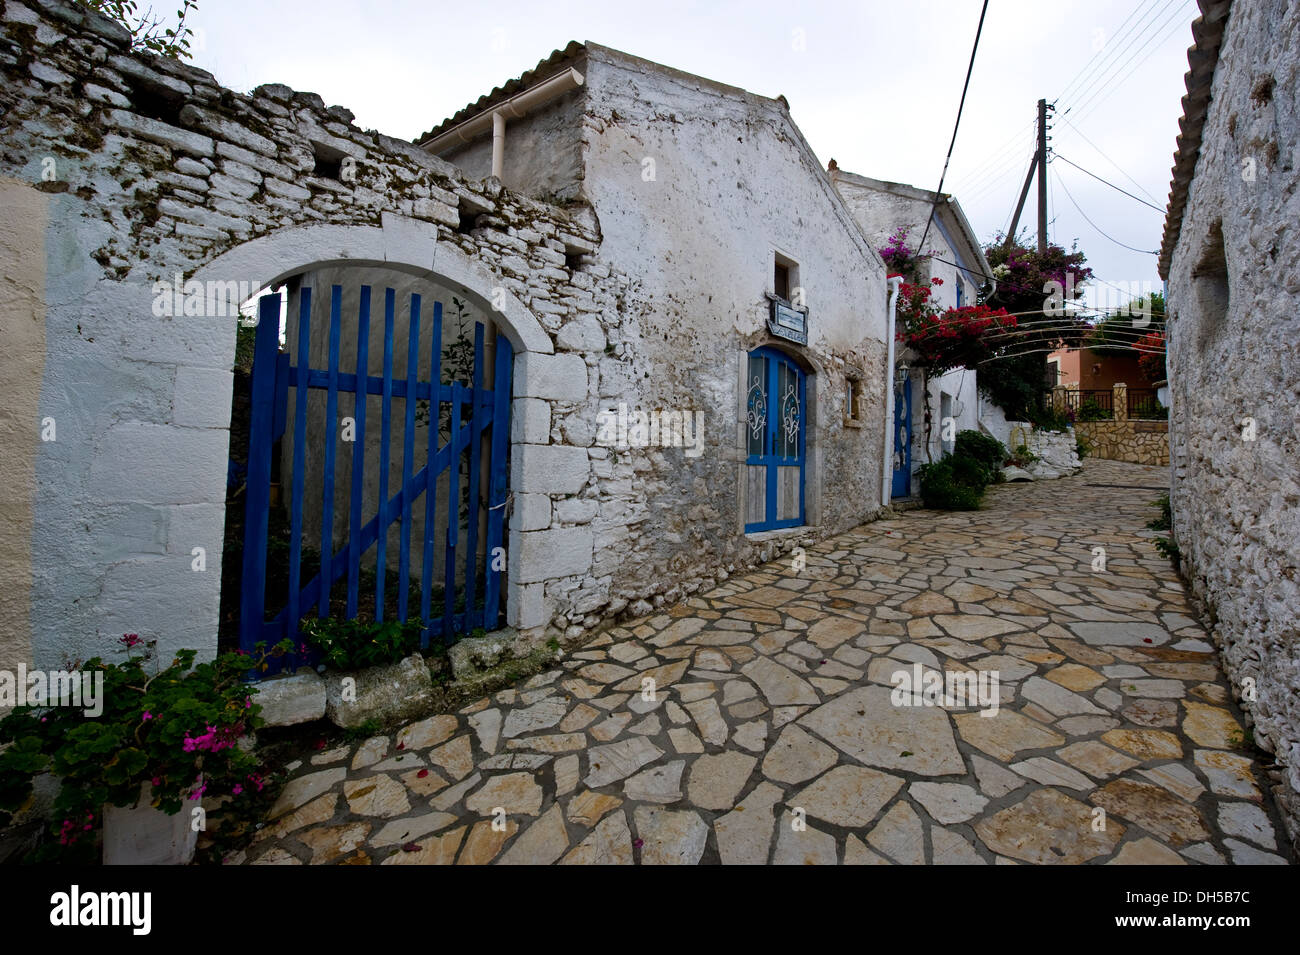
{"left": 1163, "top": 0, "right": 1300, "bottom": 846}
{"left": 0, "top": 0, "right": 627, "bottom": 668}
{"left": 565, "top": 45, "right": 891, "bottom": 621}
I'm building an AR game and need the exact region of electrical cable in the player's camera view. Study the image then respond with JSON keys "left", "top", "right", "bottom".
{"left": 916, "top": 0, "right": 991, "bottom": 255}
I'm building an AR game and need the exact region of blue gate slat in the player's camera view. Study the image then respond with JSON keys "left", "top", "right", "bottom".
{"left": 272, "top": 351, "right": 289, "bottom": 441}
{"left": 443, "top": 383, "right": 462, "bottom": 642}
{"left": 346, "top": 286, "right": 371, "bottom": 619}
{"left": 375, "top": 288, "right": 395, "bottom": 621}
{"left": 483, "top": 333, "right": 513, "bottom": 628}
{"left": 463, "top": 322, "right": 486, "bottom": 626}
{"left": 398, "top": 293, "right": 421, "bottom": 623}
{"left": 288, "top": 367, "right": 493, "bottom": 405}
{"left": 319, "top": 286, "right": 343, "bottom": 618}
{"left": 238, "top": 292, "right": 282, "bottom": 655}
{"left": 287, "top": 288, "right": 312, "bottom": 646}
{"left": 420, "top": 302, "right": 443, "bottom": 645}
{"left": 268, "top": 417, "right": 488, "bottom": 630}
{"left": 245, "top": 287, "right": 512, "bottom": 672}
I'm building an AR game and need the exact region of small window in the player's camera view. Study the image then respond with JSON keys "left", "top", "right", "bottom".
{"left": 773, "top": 252, "right": 800, "bottom": 306}
{"left": 774, "top": 262, "right": 790, "bottom": 301}
{"left": 846, "top": 377, "right": 862, "bottom": 421}
{"left": 956, "top": 280, "right": 964, "bottom": 307}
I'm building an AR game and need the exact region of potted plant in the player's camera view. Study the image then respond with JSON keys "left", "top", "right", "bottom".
{"left": 0, "top": 635, "right": 289, "bottom": 864}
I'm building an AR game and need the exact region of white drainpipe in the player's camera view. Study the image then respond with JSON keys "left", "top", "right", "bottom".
{"left": 882, "top": 275, "right": 903, "bottom": 507}
{"left": 491, "top": 112, "right": 506, "bottom": 179}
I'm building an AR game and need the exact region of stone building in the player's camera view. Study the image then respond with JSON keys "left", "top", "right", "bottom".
{"left": 828, "top": 168, "right": 994, "bottom": 491}
{"left": 1158, "top": 0, "right": 1300, "bottom": 847}
{"left": 420, "top": 41, "right": 893, "bottom": 631}
{"left": 0, "top": 5, "right": 893, "bottom": 677}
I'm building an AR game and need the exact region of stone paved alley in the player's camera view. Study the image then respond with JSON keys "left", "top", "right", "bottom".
{"left": 235, "top": 460, "right": 1290, "bottom": 865}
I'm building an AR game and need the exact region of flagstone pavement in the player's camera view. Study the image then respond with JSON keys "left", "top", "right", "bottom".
{"left": 232, "top": 459, "right": 1291, "bottom": 865}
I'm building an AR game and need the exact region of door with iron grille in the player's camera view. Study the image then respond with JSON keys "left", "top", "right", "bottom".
{"left": 745, "top": 347, "right": 806, "bottom": 532}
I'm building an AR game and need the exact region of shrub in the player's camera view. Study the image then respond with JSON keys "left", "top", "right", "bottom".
{"left": 1076, "top": 436, "right": 1091, "bottom": 459}
{"left": 1006, "top": 443, "right": 1040, "bottom": 468}
{"left": 954, "top": 430, "right": 1006, "bottom": 471}
{"left": 1028, "top": 405, "right": 1072, "bottom": 431}
{"left": 918, "top": 459, "right": 984, "bottom": 510}
{"left": 0, "top": 637, "right": 289, "bottom": 861}
{"left": 1147, "top": 493, "right": 1172, "bottom": 531}
{"left": 300, "top": 616, "right": 425, "bottom": 671}
{"left": 1076, "top": 398, "right": 1111, "bottom": 421}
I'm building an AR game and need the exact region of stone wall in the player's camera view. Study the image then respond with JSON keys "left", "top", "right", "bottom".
{"left": 558, "top": 44, "right": 891, "bottom": 621}
{"left": 1162, "top": 0, "right": 1300, "bottom": 847}
{"left": 0, "top": 0, "right": 624, "bottom": 668}
{"left": 1075, "top": 419, "right": 1170, "bottom": 466}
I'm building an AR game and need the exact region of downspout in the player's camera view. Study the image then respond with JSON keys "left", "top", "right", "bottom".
{"left": 882, "top": 275, "right": 903, "bottom": 507}
{"left": 491, "top": 112, "right": 506, "bottom": 180}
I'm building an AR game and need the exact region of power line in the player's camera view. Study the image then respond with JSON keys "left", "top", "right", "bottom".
{"left": 1054, "top": 0, "right": 1161, "bottom": 104}
{"left": 916, "top": 0, "right": 991, "bottom": 255}
{"left": 1055, "top": 115, "right": 1162, "bottom": 205}
{"left": 1070, "top": 3, "right": 1196, "bottom": 126}
{"left": 1054, "top": 166, "right": 1160, "bottom": 254}
{"left": 955, "top": 117, "right": 1037, "bottom": 192}
{"left": 1054, "top": 154, "right": 1166, "bottom": 212}
{"left": 1059, "top": 0, "right": 1183, "bottom": 114}
{"left": 955, "top": 117, "right": 1036, "bottom": 186}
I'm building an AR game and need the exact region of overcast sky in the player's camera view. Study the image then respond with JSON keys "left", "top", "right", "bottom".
{"left": 188, "top": 0, "right": 1197, "bottom": 307}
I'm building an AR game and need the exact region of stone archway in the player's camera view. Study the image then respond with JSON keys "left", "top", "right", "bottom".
{"left": 201, "top": 217, "right": 557, "bottom": 651}
{"left": 193, "top": 215, "right": 554, "bottom": 359}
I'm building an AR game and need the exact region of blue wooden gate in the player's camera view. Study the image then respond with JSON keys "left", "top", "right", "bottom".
{"left": 238, "top": 285, "right": 513, "bottom": 673}
{"left": 891, "top": 374, "right": 913, "bottom": 498}
{"left": 744, "top": 347, "right": 806, "bottom": 532}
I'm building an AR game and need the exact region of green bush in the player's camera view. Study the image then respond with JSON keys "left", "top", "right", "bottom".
{"left": 954, "top": 430, "right": 1006, "bottom": 470}
{"left": 0, "top": 638, "right": 289, "bottom": 861}
{"left": 949, "top": 453, "right": 992, "bottom": 489}
{"left": 301, "top": 617, "right": 425, "bottom": 671}
{"left": 1006, "top": 443, "right": 1040, "bottom": 468}
{"left": 1076, "top": 436, "right": 1091, "bottom": 459}
{"left": 1076, "top": 398, "right": 1110, "bottom": 421}
{"left": 1028, "top": 405, "right": 1072, "bottom": 431}
{"left": 918, "top": 459, "right": 985, "bottom": 510}
{"left": 1147, "top": 492, "right": 1172, "bottom": 531}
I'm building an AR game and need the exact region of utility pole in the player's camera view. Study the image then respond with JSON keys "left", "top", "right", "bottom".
{"left": 1037, "top": 97, "right": 1049, "bottom": 254}
{"left": 1004, "top": 99, "right": 1052, "bottom": 250}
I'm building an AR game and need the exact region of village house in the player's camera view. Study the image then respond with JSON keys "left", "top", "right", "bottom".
{"left": 1157, "top": 0, "right": 1300, "bottom": 844}
{"left": 828, "top": 168, "right": 996, "bottom": 493}
{"left": 415, "top": 41, "right": 895, "bottom": 636}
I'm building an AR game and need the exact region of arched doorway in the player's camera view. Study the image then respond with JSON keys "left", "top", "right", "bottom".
{"left": 194, "top": 222, "right": 554, "bottom": 673}
{"left": 744, "top": 346, "right": 807, "bottom": 532}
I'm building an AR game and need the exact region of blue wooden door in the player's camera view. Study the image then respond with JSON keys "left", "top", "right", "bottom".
{"left": 891, "top": 374, "right": 913, "bottom": 498}
{"left": 238, "top": 285, "right": 512, "bottom": 676}
{"left": 745, "top": 347, "right": 806, "bottom": 532}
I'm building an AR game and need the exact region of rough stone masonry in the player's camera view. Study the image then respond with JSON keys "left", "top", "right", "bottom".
{"left": 1160, "top": 0, "right": 1300, "bottom": 849}
{"left": 0, "top": 0, "right": 629, "bottom": 668}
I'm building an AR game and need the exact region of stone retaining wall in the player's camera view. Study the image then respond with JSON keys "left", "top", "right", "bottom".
{"left": 1075, "top": 419, "right": 1170, "bottom": 466}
